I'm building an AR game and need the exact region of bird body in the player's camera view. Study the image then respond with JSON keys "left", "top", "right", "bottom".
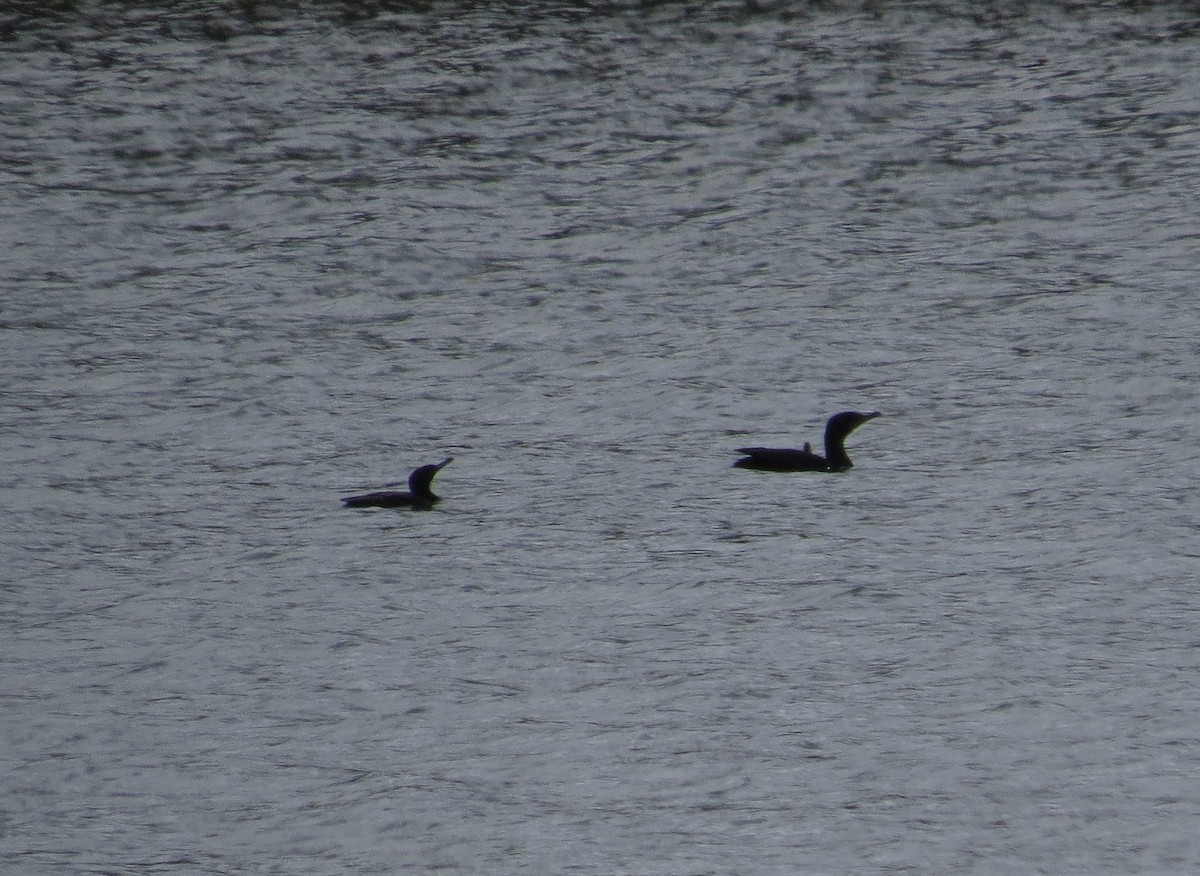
{"left": 734, "top": 412, "right": 879, "bottom": 472}
{"left": 342, "top": 458, "right": 453, "bottom": 509}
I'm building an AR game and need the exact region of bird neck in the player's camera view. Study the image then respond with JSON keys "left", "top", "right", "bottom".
{"left": 411, "top": 484, "right": 438, "bottom": 501}
{"left": 824, "top": 434, "right": 853, "bottom": 471}
{"left": 409, "top": 476, "right": 436, "bottom": 500}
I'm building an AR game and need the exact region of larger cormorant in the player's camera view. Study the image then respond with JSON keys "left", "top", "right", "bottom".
{"left": 734, "top": 411, "right": 879, "bottom": 472}
{"left": 341, "top": 458, "right": 453, "bottom": 509}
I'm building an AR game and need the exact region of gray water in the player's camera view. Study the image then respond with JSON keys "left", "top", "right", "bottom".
{"left": 3, "top": 1, "right": 1200, "bottom": 873}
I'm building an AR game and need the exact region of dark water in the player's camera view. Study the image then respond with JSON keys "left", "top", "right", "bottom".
{"left": 4, "top": 2, "right": 1200, "bottom": 873}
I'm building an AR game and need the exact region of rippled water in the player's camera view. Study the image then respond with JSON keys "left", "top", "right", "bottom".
{"left": 4, "top": 2, "right": 1200, "bottom": 873}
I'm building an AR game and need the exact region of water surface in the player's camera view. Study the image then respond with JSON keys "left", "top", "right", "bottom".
{"left": 3, "top": 2, "right": 1200, "bottom": 873}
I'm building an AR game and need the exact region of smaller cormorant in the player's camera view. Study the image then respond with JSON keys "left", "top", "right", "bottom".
{"left": 734, "top": 411, "right": 879, "bottom": 472}
{"left": 341, "top": 458, "right": 453, "bottom": 509}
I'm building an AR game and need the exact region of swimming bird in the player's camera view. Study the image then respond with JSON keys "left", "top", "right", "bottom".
{"left": 341, "top": 458, "right": 453, "bottom": 509}
{"left": 734, "top": 411, "right": 880, "bottom": 472}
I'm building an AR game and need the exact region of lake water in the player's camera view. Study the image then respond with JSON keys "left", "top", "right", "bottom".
{"left": 3, "top": 2, "right": 1200, "bottom": 873}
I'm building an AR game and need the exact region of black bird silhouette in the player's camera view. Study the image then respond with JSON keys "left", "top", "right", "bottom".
{"left": 734, "top": 411, "right": 880, "bottom": 472}
{"left": 342, "top": 458, "right": 453, "bottom": 509}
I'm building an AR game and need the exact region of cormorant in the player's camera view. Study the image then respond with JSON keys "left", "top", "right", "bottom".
{"left": 341, "top": 458, "right": 453, "bottom": 509}
{"left": 734, "top": 411, "right": 879, "bottom": 472}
